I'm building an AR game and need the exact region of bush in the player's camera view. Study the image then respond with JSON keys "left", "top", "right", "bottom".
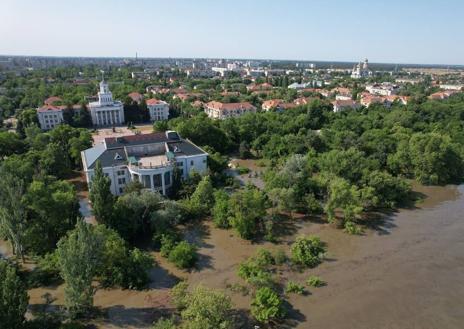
{"left": 236, "top": 166, "right": 250, "bottom": 175}
{"left": 306, "top": 276, "right": 325, "bottom": 288}
{"left": 255, "top": 248, "right": 275, "bottom": 267}
{"left": 237, "top": 259, "right": 274, "bottom": 288}
{"left": 152, "top": 317, "right": 177, "bottom": 329}
{"left": 273, "top": 249, "right": 287, "bottom": 265}
{"left": 285, "top": 281, "right": 305, "bottom": 295}
{"left": 171, "top": 281, "right": 189, "bottom": 310}
{"left": 344, "top": 221, "right": 363, "bottom": 235}
{"left": 251, "top": 287, "right": 286, "bottom": 324}
{"left": 168, "top": 241, "right": 198, "bottom": 269}
{"left": 160, "top": 234, "right": 179, "bottom": 257}
{"left": 290, "top": 235, "right": 325, "bottom": 268}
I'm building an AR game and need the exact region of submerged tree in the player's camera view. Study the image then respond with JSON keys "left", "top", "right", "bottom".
{"left": 57, "top": 221, "right": 103, "bottom": 318}
{"left": 0, "top": 260, "right": 29, "bottom": 329}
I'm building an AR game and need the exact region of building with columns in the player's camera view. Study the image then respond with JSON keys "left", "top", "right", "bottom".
{"left": 81, "top": 131, "right": 208, "bottom": 196}
{"left": 89, "top": 80, "right": 125, "bottom": 126}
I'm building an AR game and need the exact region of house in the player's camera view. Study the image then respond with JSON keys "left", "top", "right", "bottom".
{"left": 439, "top": 84, "right": 463, "bottom": 91}
{"left": 360, "top": 93, "right": 409, "bottom": 107}
{"left": 128, "top": 92, "right": 144, "bottom": 104}
{"left": 88, "top": 80, "right": 125, "bottom": 126}
{"left": 332, "top": 99, "right": 360, "bottom": 112}
{"left": 204, "top": 101, "right": 256, "bottom": 119}
{"left": 429, "top": 90, "right": 459, "bottom": 100}
{"left": 81, "top": 131, "right": 208, "bottom": 196}
{"left": 262, "top": 99, "right": 297, "bottom": 112}
{"left": 246, "top": 82, "right": 273, "bottom": 92}
{"left": 146, "top": 98, "right": 169, "bottom": 121}
{"left": 366, "top": 83, "right": 399, "bottom": 96}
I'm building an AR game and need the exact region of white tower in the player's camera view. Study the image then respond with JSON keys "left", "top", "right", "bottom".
{"left": 98, "top": 80, "right": 114, "bottom": 106}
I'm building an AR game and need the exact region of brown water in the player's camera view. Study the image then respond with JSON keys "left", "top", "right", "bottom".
{"left": 10, "top": 184, "right": 464, "bottom": 328}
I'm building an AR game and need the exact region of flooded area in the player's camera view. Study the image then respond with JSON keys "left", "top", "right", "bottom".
{"left": 4, "top": 183, "right": 464, "bottom": 328}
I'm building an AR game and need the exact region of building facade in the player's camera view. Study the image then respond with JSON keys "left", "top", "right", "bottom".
{"left": 204, "top": 101, "right": 256, "bottom": 120}
{"left": 37, "top": 105, "right": 65, "bottom": 130}
{"left": 81, "top": 131, "right": 208, "bottom": 196}
{"left": 351, "top": 58, "right": 372, "bottom": 79}
{"left": 88, "top": 80, "right": 125, "bottom": 126}
{"left": 146, "top": 98, "right": 170, "bottom": 121}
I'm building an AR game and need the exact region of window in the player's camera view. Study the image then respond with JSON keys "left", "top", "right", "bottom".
{"left": 190, "top": 160, "right": 194, "bottom": 166}
{"left": 177, "top": 162, "right": 183, "bottom": 167}
{"left": 117, "top": 170, "right": 125, "bottom": 176}
{"left": 119, "top": 188, "right": 123, "bottom": 194}
{"left": 164, "top": 171, "right": 171, "bottom": 186}
{"left": 203, "top": 159, "right": 207, "bottom": 163}
{"left": 118, "top": 178, "right": 126, "bottom": 185}
{"left": 153, "top": 174, "right": 162, "bottom": 188}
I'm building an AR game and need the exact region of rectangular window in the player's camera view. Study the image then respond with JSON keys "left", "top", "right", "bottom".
{"left": 190, "top": 160, "right": 194, "bottom": 166}
{"left": 164, "top": 171, "right": 171, "bottom": 186}
{"left": 119, "top": 188, "right": 123, "bottom": 194}
{"left": 153, "top": 174, "right": 162, "bottom": 188}
{"left": 177, "top": 162, "right": 183, "bottom": 166}
{"left": 118, "top": 178, "right": 126, "bottom": 184}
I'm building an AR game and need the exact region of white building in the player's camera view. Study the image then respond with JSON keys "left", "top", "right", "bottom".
{"left": 439, "top": 84, "right": 463, "bottom": 91}
{"left": 146, "top": 98, "right": 170, "bottom": 121}
{"left": 204, "top": 101, "right": 256, "bottom": 120}
{"left": 332, "top": 99, "right": 361, "bottom": 112}
{"left": 88, "top": 80, "right": 125, "bottom": 126}
{"left": 37, "top": 105, "right": 65, "bottom": 130}
{"left": 351, "top": 59, "right": 372, "bottom": 79}
{"left": 366, "top": 82, "right": 399, "bottom": 96}
{"left": 81, "top": 131, "right": 208, "bottom": 196}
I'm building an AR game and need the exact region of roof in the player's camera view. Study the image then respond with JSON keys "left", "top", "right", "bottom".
{"left": 105, "top": 132, "right": 170, "bottom": 149}
{"left": 332, "top": 99, "right": 359, "bottom": 107}
{"left": 37, "top": 105, "right": 65, "bottom": 113}
{"left": 205, "top": 101, "right": 256, "bottom": 111}
{"left": 44, "top": 96, "right": 62, "bottom": 105}
{"left": 146, "top": 98, "right": 168, "bottom": 106}
{"left": 128, "top": 92, "right": 143, "bottom": 101}
{"left": 83, "top": 132, "right": 207, "bottom": 170}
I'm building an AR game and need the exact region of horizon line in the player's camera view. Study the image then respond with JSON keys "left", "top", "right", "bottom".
{"left": 0, "top": 53, "right": 463, "bottom": 68}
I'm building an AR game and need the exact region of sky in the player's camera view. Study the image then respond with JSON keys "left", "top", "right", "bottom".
{"left": 1, "top": 0, "right": 463, "bottom": 65}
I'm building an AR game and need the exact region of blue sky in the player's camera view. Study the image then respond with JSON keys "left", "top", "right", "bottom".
{"left": 1, "top": 0, "right": 463, "bottom": 65}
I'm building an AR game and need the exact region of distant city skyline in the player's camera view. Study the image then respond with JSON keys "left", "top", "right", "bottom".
{"left": 1, "top": 0, "right": 463, "bottom": 65}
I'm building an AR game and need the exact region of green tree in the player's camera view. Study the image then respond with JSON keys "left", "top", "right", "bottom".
{"left": 229, "top": 186, "right": 266, "bottom": 240}
{"left": 0, "top": 260, "right": 29, "bottom": 329}
{"left": 0, "top": 174, "right": 27, "bottom": 262}
{"left": 290, "top": 235, "right": 325, "bottom": 268}
{"left": 181, "top": 285, "right": 233, "bottom": 329}
{"left": 168, "top": 241, "right": 198, "bottom": 269}
{"left": 57, "top": 221, "right": 103, "bottom": 318}
{"left": 251, "top": 287, "right": 285, "bottom": 324}
{"left": 324, "top": 177, "right": 363, "bottom": 224}
{"left": 189, "top": 175, "right": 214, "bottom": 216}
{"left": 89, "top": 161, "right": 114, "bottom": 225}
{"left": 212, "top": 190, "right": 230, "bottom": 228}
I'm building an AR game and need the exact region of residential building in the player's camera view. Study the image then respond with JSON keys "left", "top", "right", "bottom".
{"left": 366, "top": 82, "right": 399, "bottom": 96}
{"left": 332, "top": 99, "right": 360, "bottom": 112}
{"left": 439, "top": 84, "right": 464, "bottom": 91}
{"left": 247, "top": 82, "right": 273, "bottom": 92}
{"left": 262, "top": 99, "right": 297, "bottom": 112}
{"left": 146, "top": 98, "right": 169, "bottom": 121}
{"left": 88, "top": 80, "right": 125, "bottom": 126}
{"left": 81, "top": 131, "right": 208, "bottom": 196}
{"left": 204, "top": 101, "right": 256, "bottom": 119}
{"left": 429, "top": 90, "right": 459, "bottom": 100}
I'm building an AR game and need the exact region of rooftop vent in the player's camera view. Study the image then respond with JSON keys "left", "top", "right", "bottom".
{"left": 173, "top": 146, "right": 181, "bottom": 153}
{"left": 114, "top": 152, "right": 123, "bottom": 160}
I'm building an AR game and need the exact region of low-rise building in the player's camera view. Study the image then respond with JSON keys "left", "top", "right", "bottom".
{"left": 366, "top": 83, "right": 399, "bottom": 96}
{"left": 81, "top": 131, "right": 208, "bottom": 196}
{"left": 332, "top": 99, "right": 360, "bottom": 112}
{"left": 429, "top": 90, "right": 459, "bottom": 100}
{"left": 439, "top": 84, "right": 463, "bottom": 91}
{"left": 204, "top": 101, "right": 256, "bottom": 119}
{"left": 146, "top": 98, "right": 169, "bottom": 121}
{"left": 262, "top": 99, "right": 297, "bottom": 112}
{"left": 37, "top": 105, "right": 65, "bottom": 130}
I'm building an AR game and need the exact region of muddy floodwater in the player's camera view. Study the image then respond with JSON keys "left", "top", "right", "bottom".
{"left": 8, "top": 184, "right": 464, "bottom": 328}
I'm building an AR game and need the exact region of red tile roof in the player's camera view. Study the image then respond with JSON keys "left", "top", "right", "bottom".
{"left": 205, "top": 101, "right": 256, "bottom": 111}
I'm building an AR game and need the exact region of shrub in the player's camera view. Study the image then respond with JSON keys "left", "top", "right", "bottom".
{"left": 273, "top": 249, "right": 287, "bottom": 265}
{"left": 152, "top": 317, "right": 177, "bottom": 329}
{"left": 237, "top": 259, "right": 274, "bottom": 288}
{"left": 285, "top": 281, "right": 305, "bottom": 295}
{"left": 168, "top": 241, "right": 198, "bottom": 269}
{"left": 171, "top": 281, "right": 189, "bottom": 310}
{"left": 159, "top": 234, "right": 178, "bottom": 257}
{"left": 344, "top": 221, "right": 363, "bottom": 235}
{"left": 236, "top": 166, "right": 250, "bottom": 175}
{"left": 255, "top": 248, "right": 275, "bottom": 267}
{"left": 251, "top": 287, "right": 286, "bottom": 324}
{"left": 306, "top": 276, "right": 325, "bottom": 287}
{"left": 290, "top": 235, "right": 325, "bottom": 267}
